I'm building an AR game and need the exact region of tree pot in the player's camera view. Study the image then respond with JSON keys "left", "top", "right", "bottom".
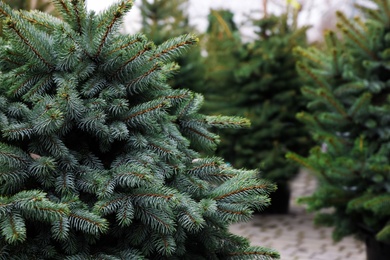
{"left": 365, "top": 234, "right": 390, "bottom": 260}
{"left": 258, "top": 181, "right": 291, "bottom": 214}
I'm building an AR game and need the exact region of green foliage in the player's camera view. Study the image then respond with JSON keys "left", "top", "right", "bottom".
{"left": 140, "top": 0, "right": 205, "bottom": 92}
{"left": 203, "top": 11, "right": 311, "bottom": 184}
{"left": 0, "top": 0, "right": 279, "bottom": 258}
{"left": 201, "top": 9, "right": 242, "bottom": 113}
{"left": 0, "top": 0, "right": 56, "bottom": 36}
{"left": 3, "top": 0, "right": 53, "bottom": 10}
{"left": 288, "top": 0, "right": 390, "bottom": 244}
{"left": 140, "top": 0, "right": 189, "bottom": 44}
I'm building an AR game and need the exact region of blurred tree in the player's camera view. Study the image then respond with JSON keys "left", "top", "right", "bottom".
{"left": 140, "top": 0, "right": 190, "bottom": 44}
{"left": 202, "top": 8, "right": 311, "bottom": 213}
{"left": 288, "top": 0, "right": 390, "bottom": 258}
{"left": 201, "top": 9, "right": 243, "bottom": 115}
{"left": 139, "top": 0, "right": 205, "bottom": 91}
{"left": 0, "top": 0, "right": 56, "bottom": 35}
{"left": 223, "top": 13, "right": 311, "bottom": 214}
{"left": 3, "top": 0, "right": 54, "bottom": 11}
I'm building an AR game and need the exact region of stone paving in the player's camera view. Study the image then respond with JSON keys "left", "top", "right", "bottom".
{"left": 229, "top": 169, "right": 366, "bottom": 260}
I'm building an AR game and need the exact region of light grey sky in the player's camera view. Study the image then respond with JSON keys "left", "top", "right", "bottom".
{"left": 85, "top": 0, "right": 357, "bottom": 42}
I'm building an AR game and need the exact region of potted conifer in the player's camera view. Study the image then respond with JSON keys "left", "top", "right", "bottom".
{"left": 287, "top": 0, "right": 390, "bottom": 259}
{"left": 0, "top": 1, "right": 279, "bottom": 258}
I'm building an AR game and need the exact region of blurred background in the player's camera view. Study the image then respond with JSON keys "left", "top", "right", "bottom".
{"left": 86, "top": 0, "right": 360, "bottom": 42}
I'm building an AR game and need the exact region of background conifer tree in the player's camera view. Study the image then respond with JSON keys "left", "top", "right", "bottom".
{"left": 139, "top": 0, "right": 205, "bottom": 92}
{"left": 202, "top": 9, "right": 311, "bottom": 213}
{"left": 0, "top": 0, "right": 56, "bottom": 35}
{"left": 140, "top": 0, "right": 190, "bottom": 44}
{"left": 287, "top": 0, "right": 390, "bottom": 257}
{"left": 201, "top": 9, "right": 243, "bottom": 114}
{"left": 3, "top": 0, "right": 53, "bottom": 11}
{"left": 0, "top": 0, "right": 279, "bottom": 259}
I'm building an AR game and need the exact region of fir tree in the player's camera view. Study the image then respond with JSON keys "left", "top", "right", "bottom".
{"left": 287, "top": 0, "right": 390, "bottom": 247}
{"left": 0, "top": 0, "right": 279, "bottom": 259}
{"left": 139, "top": 0, "right": 205, "bottom": 92}
{"left": 201, "top": 9, "right": 242, "bottom": 114}
{"left": 140, "top": 0, "right": 190, "bottom": 44}
{"left": 0, "top": 0, "right": 56, "bottom": 35}
{"left": 220, "top": 13, "right": 310, "bottom": 180}
{"left": 203, "top": 10, "right": 311, "bottom": 213}
{"left": 3, "top": 0, "right": 53, "bottom": 11}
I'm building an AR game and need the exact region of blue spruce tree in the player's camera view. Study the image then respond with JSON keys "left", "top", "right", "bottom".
{"left": 0, "top": 0, "right": 279, "bottom": 259}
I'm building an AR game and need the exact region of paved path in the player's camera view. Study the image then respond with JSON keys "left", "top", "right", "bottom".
{"left": 229, "top": 170, "right": 366, "bottom": 260}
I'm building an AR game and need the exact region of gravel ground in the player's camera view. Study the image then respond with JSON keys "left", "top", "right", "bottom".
{"left": 229, "top": 169, "right": 366, "bottom": 260}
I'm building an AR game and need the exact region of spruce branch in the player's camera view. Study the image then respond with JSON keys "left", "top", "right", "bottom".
{"left": 149, "top": 34, "right": 198, "bottom": 62}
{"left": 318, "top": 89, "right": 348, "bottom": 118}
{"left": 54, "top": 0, "right": 72, "bottom": 18}
{"left": 337, "top": 23, "right": 377, "bottom": 60}
{"left": 94, "top": 0, "right": 134, "bottom": 58}
{"left": 93, "top": 195, "right": 124, "bottom": 216}
{"left": 7, "top": 74, "right": 39, "bottom": 97}
{"left": 286, "top": 152, "right": 316, "bottom": 173}
{"left": 1, "top": 211, "right": 26, "bottom": 244}
{"left": 204, "top": 115, "right": 251, "bottom": 129}
{"left": 336, "top": 11, "right": 366, "bottom": 41}
{"left": 334, "top": 82, "right": 365, "bottom": 97}
{"left": 296, "top": 62, "right": 331, "bottom": 91}
{"left": 378, "top": 0, "right": 390, "bottom": 22}
{"left": 116, "top": 197, "right": 134, "bottom": 227}
{"left": 23, "top": 75, "right": 54, "bottom": 100}
{"left": 175, "top": 93, "right": 203, "bottom": 118}
{"left": 187, "top": 157, "right": 235, "bottom": 182}
{"left": 363, "top": 194, "right": 390, "bottom": 217}
{"left": 81, "top": 76, "right": 108, "bottom": 98}
{"left": 112, "top": 164, "right": 155, "bottom": 189}
{"left": 0, "top": 55, "right": 24, "bottom": 67}
{"left": 331, "top": 48, "right": 340, "bottom": 75}
{"left": 123, "top": 98, "right": 169, "bottom": 124}
{"left": 68, "top": 210, "right": 108, "bottom": 235}
{"left": 19, "top": 10, "right": 61, "bottom": 32}
{"left": 216, "top": 204, "right": 253, "bottom": 222}
{"left": 0, "top": 1, "right": 13, "bottom": 19}
{"left": 70, "top": 0, "right": 83, "bottom": 33}
{"left": 6, "top": 20, "right": 54, "bottom": 70}
{"left": 214, "top": 184, "right": 269, "bottom": 201}
{"left": 20, "top": 13, "right": 50, "bottom": 29}
{"left": 377, "top": 224, "right": 390, "bottom": 242}
{"left": 181, "top": 123, "right": 219, "bottom": 148}
{"left": 0, "top": 143, "right": 30, "bottom": 167}
{"left": 151, "top": 233, "right": 176, "bottom": 256}
{"left": 348, "top": 92, "right": 372, "bottom": 117}
{"left": 111, "top": 42, "right": 154, "bottom": 79}
{"left": 226, "top": 246, "right": 280, "bottom": 259}
{"left": 294, "top": 46, "right": 325, "bottom": 67}
{"left": 2, "top": 123, "right": 34, "bottom": 141}
{"left": 355, "top": 3, "right": 383, "bottom": 22}
{"left": 165, "top": 90, "right": 191, "bottom": 105}
{"left": 108, "top": 34, "right": 146, "bottom": 55}
{"left": 135, "top": 206, "right": 175, "bottom": 235}
{"left": 51, "top": 216, "right": 70, "bottom": 241}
